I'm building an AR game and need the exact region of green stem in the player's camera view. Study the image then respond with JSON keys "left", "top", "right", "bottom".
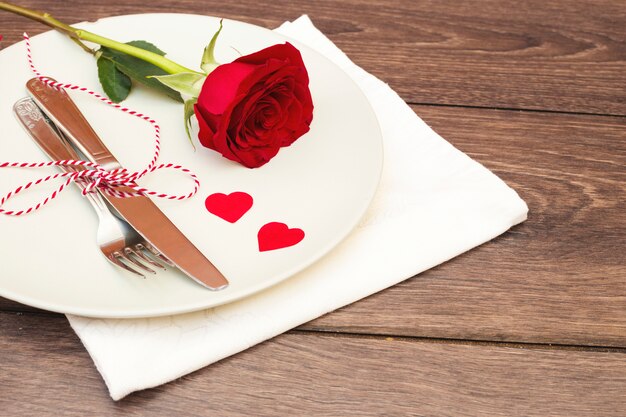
{"left": 76, "top": 29, "right": 196, "bottom": 74}
{"left": 0, "top": 1, "right": 199, "bottom": 75}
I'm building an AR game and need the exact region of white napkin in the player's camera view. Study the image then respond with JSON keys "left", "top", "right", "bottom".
{"left": 67, "top": 15, "right": 528, "bottom": 400}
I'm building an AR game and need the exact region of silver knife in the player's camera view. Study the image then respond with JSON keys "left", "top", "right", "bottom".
{"left": 25, "top": 77, "right": 228, "bottom": 291}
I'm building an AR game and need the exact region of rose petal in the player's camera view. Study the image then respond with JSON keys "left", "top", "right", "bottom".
{"left": 194, "top": 42, "right": 313, "bottom": 168}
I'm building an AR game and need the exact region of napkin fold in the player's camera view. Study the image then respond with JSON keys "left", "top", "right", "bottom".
{"left": 67, "top": 15, "right": 528, "bottom": 400}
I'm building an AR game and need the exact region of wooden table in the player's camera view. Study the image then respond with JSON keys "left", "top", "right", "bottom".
{"left": 1, "top": 1, "right": 625, "bottom": 415}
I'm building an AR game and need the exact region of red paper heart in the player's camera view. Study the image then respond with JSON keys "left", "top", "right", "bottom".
{"left": 258, "top": 222, "right": 305, "bottom": 252}
{"left": 205, "top": 192, "right": 253, "bottom": 223}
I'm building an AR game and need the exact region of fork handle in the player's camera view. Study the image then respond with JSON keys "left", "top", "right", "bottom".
{"left": 13, "top": 98, "right": 110, "bottom": 215}
{"left": 26, "top": 78, "right": 121, "bottom": 171}
{"left": 14, "top": 97, "right": 83, "bottom": 163}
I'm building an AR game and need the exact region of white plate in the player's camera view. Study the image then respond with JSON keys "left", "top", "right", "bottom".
{"left": 0, "top": 14, "right": 383, "bottom": 318}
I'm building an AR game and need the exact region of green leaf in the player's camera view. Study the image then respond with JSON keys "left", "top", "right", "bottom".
{"left": 125, "top": 40, "right": 167, "bottom": 56}
{"left": 200, "top": 20, "right": 223, "bottom": 73}
{"left": 96, "top": 56, "right": 131, "bottom": 103}
{"left": 183, "top": 98, "right": 198, "bottom": 149}
{"left": 149, "top": 72, "right": 206, "bottom": 99}
{"left": 98, "top": 41, "right": 183, "bottom": 103}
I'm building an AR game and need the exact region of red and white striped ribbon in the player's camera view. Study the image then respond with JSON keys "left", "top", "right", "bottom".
{"left": 0, "top": 33, "right": 200, "bottom": 216}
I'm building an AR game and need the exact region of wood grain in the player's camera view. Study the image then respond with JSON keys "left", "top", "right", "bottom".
{"left": 1, "top": 312, "right": 625, "bottom": 416}
{"left": 1, "top": 1, "right": 625, "bottom": 413}
{"left": 305, "top": 104, "right": 626, "bottom": 347}
{"left": 0, "top": 0, "right": 624, "bottom": 115}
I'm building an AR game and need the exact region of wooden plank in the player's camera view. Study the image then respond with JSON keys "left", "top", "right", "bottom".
{"left": 0, "top": 0, "right": 624, "bottom": 114}
{"left": 0, "top": 298, "right": 44, "bottom": 313}
{"left": 305, "top": 104, "right": 626, "bottom": 347}
{"left": 2, "top": 105, "right": 624, "bottom": 347}
{"left": 0, "top": 312, "right": 625, "bottom": 416}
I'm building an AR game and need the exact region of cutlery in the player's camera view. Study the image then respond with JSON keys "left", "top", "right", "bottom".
{"left": 14, "top": 97, "right": 169, "bottom": 277}
{"left": 26, "top": 78, "right": 229, "bottom": 291}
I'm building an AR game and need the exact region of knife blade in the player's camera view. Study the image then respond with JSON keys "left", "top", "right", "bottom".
{"left": 25, "top": 77, "right": 228, "bottom": 291}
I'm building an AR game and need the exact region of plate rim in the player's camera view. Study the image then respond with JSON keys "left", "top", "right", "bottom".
{"left": 0, "top": 12, "right": 384, "bottom": 318}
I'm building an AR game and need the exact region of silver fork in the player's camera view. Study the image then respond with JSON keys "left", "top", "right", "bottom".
{"left": 68, "top": 168, "right": 169, "bottom": 276}
{"left": 14, "top": 97, "right": 171, "bottom": 277}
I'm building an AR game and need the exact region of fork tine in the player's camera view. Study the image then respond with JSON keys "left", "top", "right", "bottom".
{"left": 133, "top": 243, "right": 166, "bottom": 270}
{"left": 122, "top": 247, "right": 157, "bottom": 274}
{"left": 108, "top": 253, "right": 145, "bottom": 278}
{"left": 144, "top": 243, "right": 175, "bottom": 267}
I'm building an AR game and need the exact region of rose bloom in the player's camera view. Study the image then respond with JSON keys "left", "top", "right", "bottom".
{"left": 194, "top": 42, "right": 314, "bottom": 168}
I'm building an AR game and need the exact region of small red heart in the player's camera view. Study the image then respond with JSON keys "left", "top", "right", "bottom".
{"left": 258, "top": 222, "right": 305, "bottom": 252}
{"left": 205, "top": 192, "right": 253, "bottom": 223}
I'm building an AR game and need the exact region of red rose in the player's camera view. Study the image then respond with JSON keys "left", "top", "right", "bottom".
{"left": 194, "top": 42, "right": 314, "bottom": 168}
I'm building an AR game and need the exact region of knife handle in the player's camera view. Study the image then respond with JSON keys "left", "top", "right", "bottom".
{"left": 13, "top": 97, "right": 84, "bottom": 167}
{"left": 26, "top": 78, "right": 120, "bottom": 170}
{"left": 14, "top": 97, "right": 116, "bottom": 215}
